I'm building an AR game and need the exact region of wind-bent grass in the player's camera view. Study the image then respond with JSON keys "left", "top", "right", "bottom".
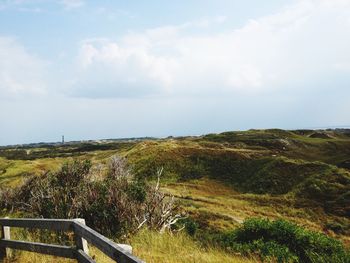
{"left": 10, "top": 229, "right": 254, "bottom": 263}
{"left": 2, "top": 129, "right": 350, "bottom": 261}
{"left": 163, "top": 177, "right": 350, "bottom": 245}
{"left": 129, "top": 229, "right": 255, "bottom": 263}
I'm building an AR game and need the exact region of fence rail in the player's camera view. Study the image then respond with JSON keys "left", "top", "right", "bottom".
{"left": 0, "top": 218, "right": 145, "bottom": 263}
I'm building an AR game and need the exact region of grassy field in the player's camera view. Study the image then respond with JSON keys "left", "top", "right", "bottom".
{"left": 1, "top": 129, "right": 350, "bottom": 262}
{"left": 7, "top": 228, "right": 254, "bottom": 263}
{"left": 163, "top": 178, "right": 350, "bottom": 246}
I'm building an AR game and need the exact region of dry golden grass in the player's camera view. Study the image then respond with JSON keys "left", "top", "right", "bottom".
{"left": 0, "top": 157, "right": 63, "bottom": 187}
{"left": 5, "top": 252, "right": 76, "bottom": 263}
{"left": 9, "top": 229, "right": 254, "bottom": 263}
{"left": 163, "top": 177, "right": 350, "bottom": 243}
{"left": 0, "top": 150, "right": 118, "bottom": 188}
{"left": 130, "top": 229, "right": 255, "bottom": 263}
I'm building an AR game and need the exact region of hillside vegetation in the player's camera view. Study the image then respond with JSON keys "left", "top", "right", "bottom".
{"left": 126, "top": 130, "right": 350, "bottom": 218}
{"left": 1, "top": 129, "right": 350, "bottom": 262}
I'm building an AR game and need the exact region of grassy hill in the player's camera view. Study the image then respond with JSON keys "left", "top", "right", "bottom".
{"left": 124, "top": 131, "right": 350, "bottom": 217}
{"left": 1, "top": 129, "right": 350, "bottom": 261}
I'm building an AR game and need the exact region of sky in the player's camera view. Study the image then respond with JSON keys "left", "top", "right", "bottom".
{"left": 0, "top": 0, "right": 350, "bottom": 145}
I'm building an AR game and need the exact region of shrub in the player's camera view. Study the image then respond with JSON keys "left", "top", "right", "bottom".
{"left": 177, "top": 218, "right": 198, "bottom": 236}
{"left": 127, "top": 181, "right": 147, "bottom": 203}
{"left": 220, "top": 218, "right": 350, "bottom": 263}
{"left": 1, "top": 157, "right": 184, "bottom": 238}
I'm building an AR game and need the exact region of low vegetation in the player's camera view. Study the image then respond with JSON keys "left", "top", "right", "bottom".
{"left": 9, "top": 228, "right": 254, "bottom": 263}
{"left": 1, "top": 129, "right": 350, "bottom": 262}
{"left": 220, "top": 218, "right": 350, "bottom": 263}
{"left": 1, "top": 157, "right": 183, "bottom": 237}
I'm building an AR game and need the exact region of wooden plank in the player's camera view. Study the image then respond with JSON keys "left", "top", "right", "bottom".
{"left": 116, "top": 244, "right": 132, "bottom": 254}
{"left": 0, "top": 218, "right": 145, "bottom": 262}
{"left": 74, "top": 218, "right": 89, "bottom": 257}
{"left": 0, "top": 218, "right": 74, "bottom": 231}
{"left": 73, "top": 222, "right": 145, "bottom": 263}
{"left": 0, "top": 239, "right": 76, "bottom": 259}
{"left": 76, "top": 249, "right": 96, "bottom": 263}
{"left": 3, "top": 225, "right": 12, "bottom": 258}
{"left": 0, "top": 223, "right": 6, "bottom": 260}
{"left": 0, "top": 216, "right": 12, "bottom": 260}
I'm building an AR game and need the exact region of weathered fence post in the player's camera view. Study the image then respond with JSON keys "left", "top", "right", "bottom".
{"left": 0, "top": 217, "right": 12, "bottom": 261}
{"left": 74, "top": 218, "right": 89, "bottom": 256}
{"left": 0, "top": 223, "right": 5, "bottom": 261}
{"left": 117, "top": 244, "right": 133, "bottom": 254}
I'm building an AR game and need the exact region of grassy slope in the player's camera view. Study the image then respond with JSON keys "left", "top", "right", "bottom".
{"left": 163, "top": 178, "right": 350, "bottom": 246}
{"left": 10, "top": 229, "right": 254, "bottom": 263}
{"left": 121, "top": 129, "right": 350, "bottom": 245}
{"left": 1, "top": 129, "right": 350, "bottom": 261}
{"left": 202, "top": 129, "right": 350, "bottom": 166}
{"left": 0, "top": 149, "right": 124, "bottom": 187}
{"left": 130, "top": 229, "right": 255, "bottom": 263}
{"left": 124, "top": 135, "right": 350, "bottom": 216}
{"left": 0, "top": 157, "right": 62, "bottom": 187}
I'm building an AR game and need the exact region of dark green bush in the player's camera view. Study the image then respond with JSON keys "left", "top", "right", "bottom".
{"left": 184, "top": 218, "right": 198, "bottom": 236}
{"left": 2, "top": 157, "right": 181, "bottom": 238}
{"left": 220, "top": 218, "right": 350, "bottom": 263}
{"left": 127, "top": 181, "right": 147, "bottom": 203}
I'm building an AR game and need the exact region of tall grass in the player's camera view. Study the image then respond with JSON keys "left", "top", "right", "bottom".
{"left": 10, "top": 229, "right": 254, "bottom": 263}
{"left": 130, "top": 229, "right": 255, "bottom": 263}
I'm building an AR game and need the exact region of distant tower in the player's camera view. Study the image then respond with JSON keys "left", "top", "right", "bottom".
{"left": 62, "top": 135, "right": 65, "bottom": 144}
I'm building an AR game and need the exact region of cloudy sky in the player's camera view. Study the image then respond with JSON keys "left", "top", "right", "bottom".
{"left": 0, "top": 0, "right": 350, "bottom": 145}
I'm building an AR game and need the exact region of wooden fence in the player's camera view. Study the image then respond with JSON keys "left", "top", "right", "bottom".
{"left": 0, "top": 218, "right": 145, "bottom": 263}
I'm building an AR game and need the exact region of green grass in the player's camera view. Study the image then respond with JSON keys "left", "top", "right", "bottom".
{"left": 1, "top": 128, "right": 350, "bottom": 261}
{"left": 7, "top": 227, "right": 255, "bottom": 263}
{"left": 129, "top": 229, "right": 256, "bottom": 263}
{"left": 0, "top": 157, "right": 62, "bottom": 187}
{"left": 0, "top": 150, "right": 122, "bottom": 187}
{"left": 220, "top": 218, "right": 350, "bottom": 262}
{"left": 123, "top": 138, "right": 350, "bottom": 219}
{"left": 162, "top": 178, "right": 350, "bottom": 244}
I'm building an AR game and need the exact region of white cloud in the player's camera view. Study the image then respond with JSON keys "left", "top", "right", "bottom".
{"left": 18, "top": 6, "right": 43, "bottom": 12}
{"left": 95, "top": 7, "right": 136, "bottom": 20}
{"left": 71, "top": 0, "right": 350, "bottom": 98}
{"left": 71, "top": 39, "right": 176, "bottom": 97}
{"left": 60, "top": 0, "right": 84, "bottom": 10}
{"left": 0, "top": 37, "right": 47, "bottom": 99}
{"left": 0, "top": 0, "right": 45, "bottom": 11}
